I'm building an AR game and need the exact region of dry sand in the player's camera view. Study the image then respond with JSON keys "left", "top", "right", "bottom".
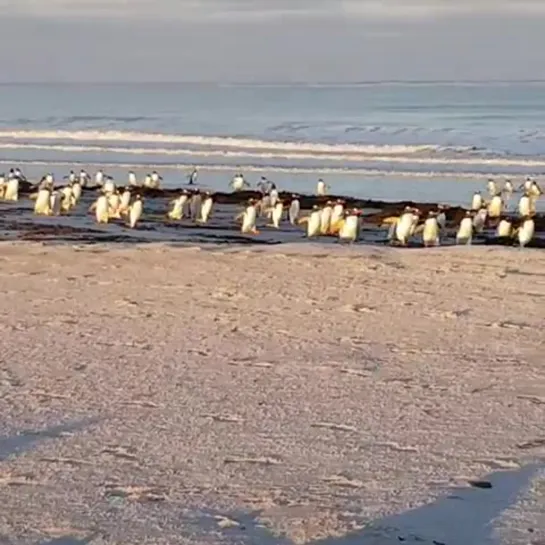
{"left": 0, "top": 241, "right": 544, "bottom": 544}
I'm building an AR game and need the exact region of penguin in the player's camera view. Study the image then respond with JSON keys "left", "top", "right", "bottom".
{"left": 95, "top": 170, "right": 104, "bottom": 186}
{"left": 487, "top": 193, "right": 503, "bottom": 219}
{"left": 394, "top": 207, "right": 418, "bottom": 246}
{"left": 128, "top": 195, "right": 143, "bottom": 228}
{"left": 14, "top": 167, "right": 25, "bottom": 181}
{"left": 190, "top": 191, "right": 202, "bottom": 220}
{"left": 316, "top": 178, "right": 327, "bottom": 196}
{"left": 103, "top": 177, "right": 115, "bottom": 195}
{"left": 241, "top": 199, "right": 259, "bottom": 234}
{"left": 198, "top": 192, "right": 214, "bottom": 223}
{"left": 320, "top": 201, "right": 334, "bottom": 235}
{"left": 288, "top": 195, "right": 300, "bottom": 225}
{"left": 496, "top": 217, "right": 513, "bottom": 238}
{"left": 119, "top": 189, "right": 132, "bottom": 216}
{"left": 60, "top": 185, "right": 74, "bottom": 212}
{"left": 71, "top": 181, "right": 82, "bottom": 204}
{"left": 34, "top": 188, "right": 52, "bottom": 216}
{"left": 144, "top": 174, "right": 152, "bottom": 187}
{"left": 306, "top": 206, "right": 323, "bottom": 238}
{"left": 94, "top": 195, "right": 109, "bottom": 224}
{"left": 473, "top": 206, "right": 488, "bottom": 234}
{"left": 79, "top": 169, "right": 90, "bottom": 187}
{"left": 456, "top": 212, "right": 474, "bottom": 245}
{"left": 471, "top": 191, "right": 483, "bottom": 211}
{"left": 230, "top": 173, "right": 247, "bottom": 191}
{"left": 518, "top": 193, "right": 531, "bottom": 217}
{"left": 330, "top": 199, "right": 345, "bottom": 234}
{"left": 168, "top": 192, "right": 189, "bottom": 220}
{"left": 338, "top": 209, "right": 361, "bottom": 243}
{"left": 503, "top": 179, "right": 514, "bottom": 196}
{"left": 150, "top": 171, "right": 162, "bottom": 188}
{"left": 517, "top": 217, "right": 535, "bottom": 248}
{"left": 270, "top": 200, "right": 284, "bottom": 229}
{"left": 487, "top": 179, "right": 497, "bottom": 196}
{"left": 529, "top": 181, "right": 542, "bottom": 198}
{"left": 128, "top": 171, "right": 137, "bottom": 186}
{"left": 3, "top": 176, "right": 19, "bottom": 201}
{"left": 188, "top": 167, "right": 198, "bottom": 185}
{"left": 521, "top": 177, "right": 533, "bottom": 193}
{"left": 65, "top": 170, "right": 76, "bottom": 184}
{"left": 436, "top": 204, "right": 447, "bottom": 230}
{"left": 269, "top": 187, "right": 279, "bottom": 208}
{"left": 50, "top": 191, "right": 62, "bottom": 216}
{"left": 108, "top": 191, "right": 122, "bottom": 218}
{"left": 422, "top": 211, "right": 440, "bottom": 247}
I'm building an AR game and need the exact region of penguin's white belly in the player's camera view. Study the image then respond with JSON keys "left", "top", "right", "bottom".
{"left": 108, "top": 195, "right": 121, "bottom": 217}
{"left": 331, "top": 205, "right": 344, "bottom": 227}
{"left": 269, "top": 190, "right": 279, "bottom": 207}
{"left": 422, "top": 219, "right": 439, "bottom": 245}
{"left": 457, "top": 218, "right": 473, "bottom": 242}
{"left": 34, "top": 190, "right": 51, "bottom": 215}
{"left": 96, "top": 197, "right": 109, "bottom": 223}
{"left": 518, "top": 220, "right": 535, "bottom": 247}
{"left": 104, "top": 181, "right": 115, "bottom": 194}
{"left": 232, "top": 177, "right": 244, "bottom": 191}
{"left": 200, "top": 198, "right": 213, "bottom": 222}
{"left": 396, "top": 215, "right": 413, "bottom": 243}
{"left": 496, "top": 220, "right": 512, "bottom": 237}
{"left": 339, "top": 216, "right": 359, "bottom": 241}
{"left": 288, "top": 201, "right": 300, "bottom": 224}
{"left": 50, "top": 192, "right": 62, "bottom": 216}
{"left": 316, "top": 182, "right": 326, "bottom": 196}
{"left": 129, "top": 201, "right": 143, "bottom": 228}
{"left": 72, "top": 183, "right": 82, "bottom": 203}
{"left": 120, "top": 191, "right": 131, "bottom": 211}
{"left": 471, "top": 196, "right": 482, "bottom": 210}
{"left": 518, "top": 197, "right": 530, "bottom": 217}
{"left": 307, "top": 211, "right": 322, "bottom": 237}
{"left": 241, "top": 206, "right": 257, "bottom": 233}
{"left": 271, "top": 203, "right": 283, "bottom": 228}
{"left": 488, "top": 197, "right": 502, "bottom": 218}
{"left": 320, "top": 207, "right": 332, "bottom": 234}
{"left": 4, "top": 179, "right": 19, "bottom": 201}
{"left": 169, "top": 199, "right": 184, "bottom": 220}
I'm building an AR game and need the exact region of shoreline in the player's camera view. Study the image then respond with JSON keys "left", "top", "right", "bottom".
{"left": 0, "top": 242, "right": 544, "bottom": 544}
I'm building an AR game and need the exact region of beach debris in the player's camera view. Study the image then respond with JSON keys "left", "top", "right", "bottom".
{"left": 474, "top": 458, "right": 520, "bottom": 470}
{"left": 120, "top": 399, "right": 160, "bottom": 409}
{"left": 374, "top": 441, "right": 418, "bottom": 453}
{"left": 321, "top": 475, "right": 364, "bottom": 489}
{"left": 468, "top": 480, "right": 493, "bottom": 489}
{"left": 214, "top": 515, "right": 241, "bottom": 529}
{"left": 517, "top": 437, "right": 545, "bottom": 450}
{"left": 338, "top": 368, "right": 373, "bottom": 378}
{"left": 103, "top": 483, "right": 168, "bottom": 502}
{"left": 100, "top": 445, "right": 139, "bottom": 461}
{"left": 39, "top": 456, "right": 93, "bottom": 466}
{"left": 200, "top": 413, "right": 243, "bottom": 423}
{"left": 0, "top": 472, "right": 43, "bottom": 487}
{"left": 517, "top": 394, "right": 545, "bottom": 405}
{"left": 311, "top": 422, "right": 357, "bottom": 433}
{"left": 224, "top": 456, "right": 282, "bottom": 466}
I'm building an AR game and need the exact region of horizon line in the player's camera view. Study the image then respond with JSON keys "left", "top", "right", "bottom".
{"left": 1, "top": 79, "right": 545, "bottom": 86}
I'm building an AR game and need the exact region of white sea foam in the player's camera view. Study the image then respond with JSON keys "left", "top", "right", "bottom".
{"left": 0, "top": 129, "right": 464, "bottom": 156}
{"left": 0, "top": 141, "right": 544, "bottom": 168}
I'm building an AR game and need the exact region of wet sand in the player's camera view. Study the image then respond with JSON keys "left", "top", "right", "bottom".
{"left": 0, "top": 241, "right": 544, "bottom": 544}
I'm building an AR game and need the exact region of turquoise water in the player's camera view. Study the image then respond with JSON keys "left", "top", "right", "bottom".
{"left": 1, "top": 82, "right": 545, "bottom": 206}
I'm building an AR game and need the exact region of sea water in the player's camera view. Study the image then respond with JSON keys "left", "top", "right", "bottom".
{"left": 1, "top": 82, "right": 545, "bottom": 208}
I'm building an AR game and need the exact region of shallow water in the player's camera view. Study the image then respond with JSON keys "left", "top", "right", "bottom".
{"left": 180, "top": 466, "right": 542, "bottom": 545}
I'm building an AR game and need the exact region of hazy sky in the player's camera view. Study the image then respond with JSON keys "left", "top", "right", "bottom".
{"left": 0, "top": 0, "right": 543, "bottom": 82}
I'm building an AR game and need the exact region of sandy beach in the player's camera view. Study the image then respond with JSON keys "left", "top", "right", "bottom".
{"left": 0, "top": 241, "right": 544, "bottom": 544}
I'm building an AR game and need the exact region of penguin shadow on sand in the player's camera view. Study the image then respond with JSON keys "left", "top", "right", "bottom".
{"left": 178, "top": 465, "right": 541, "bottom": 545}
{"left": 0, "top": 417, "right": 98, "bottom": 462}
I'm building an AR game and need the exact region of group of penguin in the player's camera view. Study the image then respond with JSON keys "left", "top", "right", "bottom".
{"left": 381, "top": 177, "right": 542, "bottom": 247}
{"left": 0, "top": 167, "right": 543, "bottom": 247}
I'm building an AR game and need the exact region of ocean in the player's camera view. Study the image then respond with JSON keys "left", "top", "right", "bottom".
{"left": 1, "top": 82, "right": 545, "bottom": 208}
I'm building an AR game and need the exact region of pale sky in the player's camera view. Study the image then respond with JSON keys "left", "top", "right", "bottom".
{"left": 0, "top": 0, "right": 543, "bottom": 82}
